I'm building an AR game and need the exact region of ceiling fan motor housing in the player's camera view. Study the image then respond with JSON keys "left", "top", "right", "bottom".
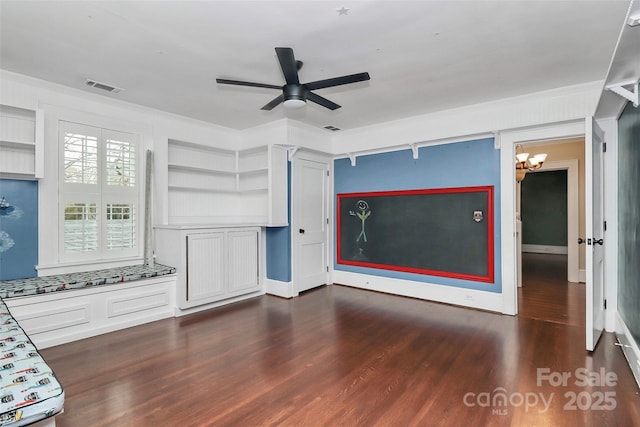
{"left": 284, "top": 84, "right": 305, "bottom": 101}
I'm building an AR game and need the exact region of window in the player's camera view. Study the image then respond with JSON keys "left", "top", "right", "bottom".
{"left": 60, "top": 121, "right": 140, "bottom": 262}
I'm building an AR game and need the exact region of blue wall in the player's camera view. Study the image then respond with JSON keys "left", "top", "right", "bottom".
{"left": 334, "top": 138, "right": 502, "bottom": 293}
{"left": 0, "top": 179, "right": 38, "bottom": 281}
{"left": 266, "top": 162, "right": 292, "bottom": 282}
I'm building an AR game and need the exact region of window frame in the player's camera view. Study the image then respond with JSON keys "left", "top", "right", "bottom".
{"left": 58, "top": 120, "right": 141, "bottom": 263}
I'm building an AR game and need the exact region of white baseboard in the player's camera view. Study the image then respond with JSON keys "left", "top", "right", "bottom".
{"left": 616, "top": 312, "right": 640, "bottom": 389}
{"left": 332, "top": 270, "right": 503, "bottom": 313}
{"left": 265, "top": 278, "right": 296, "bottom": 298}
{"left": 522, "top": 244, "right": 568, "bottom": 255}
{"left": 173, "top": 289, "right": 265, "bottom": 316}
{"left": 579, "top": 269, "right": 586, "bottom": 283}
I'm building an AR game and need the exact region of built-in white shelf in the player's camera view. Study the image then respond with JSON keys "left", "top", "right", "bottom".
{"left": 168, "top": 163, "right": 237, "bottom": 176}
{"left": 0, "top": 104, "right": 43, "bottom": 179}
{"left": 0, "top": 140, "right": 36, "bottom": 150}
{"left": 168, "top": 185, "right": 238, "bottom": 194}
{"left": 166, "top": 139, "right": 288, "bottom": 226}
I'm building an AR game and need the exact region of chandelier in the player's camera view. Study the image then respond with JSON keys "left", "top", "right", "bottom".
{"left": 515, "top": 144, "right": 547, "bottom": 182}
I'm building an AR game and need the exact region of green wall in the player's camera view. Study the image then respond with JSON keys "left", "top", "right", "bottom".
{"left": 618, "top": 102, "right": 640, "bottom": 346}
{"left": 521, "top": 170, "right": 568, "bottom": 246}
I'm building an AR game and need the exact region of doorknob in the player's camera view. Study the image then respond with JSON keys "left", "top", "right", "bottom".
{"left": 578, "top": 238, "right": 585, "bottom": 244}
{"left": 594, "top": 238, "right": 604, "bottom": 245}
{"left": 299, "top": 229, "right": 305, "bottom": 234}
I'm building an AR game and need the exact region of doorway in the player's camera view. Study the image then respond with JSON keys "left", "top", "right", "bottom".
{"left": 516, "top": 139, "right": 584, "bottom": 326}
{"left": 291, "top": 153, "right": 330, "bottom": 294}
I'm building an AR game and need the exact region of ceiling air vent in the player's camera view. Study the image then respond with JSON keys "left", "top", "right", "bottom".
{"left": 85, "top": 79, "right": 124, "bottom": 94}
{"left": 323, "top": 125, "right": 341, "bottom": 132}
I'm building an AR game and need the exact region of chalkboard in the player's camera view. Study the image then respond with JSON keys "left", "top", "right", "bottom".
{"left": 337, "top": 186, "right": 494, "bottom": 282}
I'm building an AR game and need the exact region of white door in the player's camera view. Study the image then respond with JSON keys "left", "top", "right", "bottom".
{"left": 227, "top": 229, "right": 259, "bottom": 295}
{"left": 293, "top": 157, "right": 329, "bottom": 293}
{"left": 186, "top": 232, "right": 226, "bottom": 306}
{"left": 585, "top": 117, "right": 605, "bottom": 351}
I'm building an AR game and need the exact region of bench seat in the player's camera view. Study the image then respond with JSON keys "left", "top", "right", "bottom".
{"left": 0, "top": 264, "right": 175, "bottom": 299}
{"left": 0, "top": 299, "right": 64, "bottom": 427}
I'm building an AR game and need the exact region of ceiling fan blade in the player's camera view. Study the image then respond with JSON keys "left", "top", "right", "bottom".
{"left": 306, "top": 91, "right": 341, "bottom": 110}
{"left": 275, "top": 47, "right": 300, "bottom": 85}
{"left": 261, "top": 94, "right": 284, "bottom": 111}
{"left": 216, "top": 78, "right": 281, "bottom": 90}
{"left": 305, "top": 72, "right": 370, "bottom": 91}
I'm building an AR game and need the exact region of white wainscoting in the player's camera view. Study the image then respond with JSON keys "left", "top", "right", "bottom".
{"left": 5, "top": 276, "right": 176, "bottom": 348}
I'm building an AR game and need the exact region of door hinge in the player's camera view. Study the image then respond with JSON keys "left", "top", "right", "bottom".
{"left": 326, "top": 218, "right": 329, "bottom": 224}
{"left": 326, "top": 266, "right": 329, "bottom": 272}
{"left": 602, "top": 142, "right": 607, "bottom": 152}
{"left": 604, "top": 299, "right": 607, "bottom": 310}
{"left": 326, "top": 170, "right": 330, "bottom": 176}
{"left": 603, "top": 220, "right": 607, "bottom": 231}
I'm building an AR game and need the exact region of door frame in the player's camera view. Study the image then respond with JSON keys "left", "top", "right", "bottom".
{"left": 520, "top": 158, "right": 580, "bottom": 284}
{"left": 500, "top": 120, "right": 585, "bottom": 315}
{"left": 291, "top": 150, "right": 331, "bottom": 295}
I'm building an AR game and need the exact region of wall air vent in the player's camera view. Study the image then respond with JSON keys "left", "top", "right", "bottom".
{"left": 85, "top": 79, "right": 125, "bottom": 94}
{"left": 323, "top": 125, "right": 341, "bottom": 132}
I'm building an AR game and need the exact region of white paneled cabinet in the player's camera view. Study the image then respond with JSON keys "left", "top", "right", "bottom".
{"left": 186, "top": 232, "right": 226, "bottom": 304}
{"left": 0, "top": 104, "right": 44, "bottom": 179}
{"left": 166, "top": 139, "right": 288, "bottom": 226}
{"left": 227, "top": 229, "right": 260, "bottom": 294}
{"left": 155, "top": 226, "right": 261, "bottom": 310}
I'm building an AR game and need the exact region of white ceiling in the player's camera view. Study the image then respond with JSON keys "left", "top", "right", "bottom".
{"left": 0, "top": 1, "right": 631, "bottom": 131}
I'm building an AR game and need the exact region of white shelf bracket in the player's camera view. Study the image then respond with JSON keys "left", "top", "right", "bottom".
{"left": 410, "top": 144, "right": 419, "bottom": 159}
{"left": 347, "top": 152, "right": 357, "bottom": 167}
{"left": 287, "top": 146, "right": 299, "bottom": 161}
{"left": 606, "top": 81, "right": 639, "bottom": 107}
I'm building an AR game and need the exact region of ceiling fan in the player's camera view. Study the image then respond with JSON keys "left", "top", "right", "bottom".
{"left": 216, "top": 47, "right": 370, "bottom": 111}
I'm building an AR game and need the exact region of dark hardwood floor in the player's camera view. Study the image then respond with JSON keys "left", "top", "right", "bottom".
{"left": 42, "top": 266, "right": 639, "bottom": 426}
{"left": 518, "top": 252, "right": 586, "bottom": 327}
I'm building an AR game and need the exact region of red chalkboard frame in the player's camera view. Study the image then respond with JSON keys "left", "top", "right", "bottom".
{"left": 336, "top": 186, "right": 494, "bottom": 283}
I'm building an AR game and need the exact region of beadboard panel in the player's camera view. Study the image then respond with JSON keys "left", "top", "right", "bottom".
{"left": 5, "top": 276, "right": 176, "bottom": 348}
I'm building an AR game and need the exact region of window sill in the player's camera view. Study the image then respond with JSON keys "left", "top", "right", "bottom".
{"left": 36, "top": 257, "right": 145, "bottom": 276}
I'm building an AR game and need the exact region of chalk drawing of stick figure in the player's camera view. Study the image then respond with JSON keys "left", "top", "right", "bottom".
{"left": 349, "top": 200, "right": 371, "bottom": 243}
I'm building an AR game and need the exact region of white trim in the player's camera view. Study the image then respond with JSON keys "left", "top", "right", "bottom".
{"left": 616, "top": 312, "right": 640, "bottom": 389}
{"left": 173, "top": 290, "right": 264, "bottom": 317}
{"left": 500, "top": 120, "right": 585, "bottom": 315}
{"left": 334, "top": 132, "right": 495, "bottom": 162}
{"left": 332, "top": 81, "right": 602, "bottom": 155}
{"left": 579, "top": 269, "right": 586, "bottom": 283}
{"left": 40, "top": 104, "right": 152, "bottom": 273}
{"left": 265, "top": 278, "right": 295, "bottom": 298}
{"left": 36, "top": 257, "right": 145, "bottom": 276}
{"left": 333, "top": 271, "right": 503, "bottom": 313}
{"left": 526, "top": 158, "right": 580, "bottom": 283}
{"left": 522, "top": 244, "right": 568, "bottom": 255}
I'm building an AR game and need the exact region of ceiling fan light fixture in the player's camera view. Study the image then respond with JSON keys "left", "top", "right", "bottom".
{"left": 283, "top": 98, "right": 306, "bottom": 109}
{"left": 216, "top": 47, "right": 369, "bottom": 111}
